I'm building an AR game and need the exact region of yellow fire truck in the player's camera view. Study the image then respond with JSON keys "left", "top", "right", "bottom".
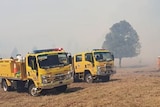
{"left": 0, "top": 48, "right": 73, "bottom": 96}
{"left": 72, "top": 49, "right": 116, "bottom": 83}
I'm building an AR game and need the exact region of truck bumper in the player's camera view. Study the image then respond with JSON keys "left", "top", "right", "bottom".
{"left": 97, "top": 70, "right": 116, "bottom": 76}
{"left": 38, "top": 78, "right": 73, "bottom": 90}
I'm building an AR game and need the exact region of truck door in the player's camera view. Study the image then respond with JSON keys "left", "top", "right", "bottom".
{"left": 27, "top": 56, "right": 38, "bottom": 81}
{"left": 85, "top": 53, "right": 94, "bottom": 71}
{"left": 74, "top": 54, "right": 84, "bottom": 73}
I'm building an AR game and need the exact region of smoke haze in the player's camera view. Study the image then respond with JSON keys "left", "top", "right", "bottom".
{"left": 0, "top": 0, "right": 159, "bottom": 67}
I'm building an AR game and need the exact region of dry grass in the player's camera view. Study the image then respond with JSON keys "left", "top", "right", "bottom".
{"left": 1, "top": 67, "right": 160, "bottom": 107}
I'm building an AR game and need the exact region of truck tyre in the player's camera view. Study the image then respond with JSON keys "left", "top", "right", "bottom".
{"left": 101, "top": 75, "right": 110, "bottom": 82}
{"left": 55, "top": 85, "right": 67, "bottom": 92}
{"left": 2, "top": 80, "right": 11, "bottom": 92}
{"left": 29, "top": 84, "right": 40, "bottom": 97}
{"left": 85, "top": 73, "right": 93, "bottom": 83}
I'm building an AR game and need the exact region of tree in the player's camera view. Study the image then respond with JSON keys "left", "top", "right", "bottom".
{"left": 102, "top": 20, "right": 141, "bottom": 67}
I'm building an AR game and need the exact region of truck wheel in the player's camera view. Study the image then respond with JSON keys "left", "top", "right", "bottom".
{"left": 85, "top": 73, "right": 93, "bottom": 83}
{"left": 2, "top": 80, "right": 11, "bottom": 92}
{"left": 29, "top": 84, "right": 40, "bottom": 97}
{"left": 101, "top": 75, "right": 110, "bottom": 82}
{"left": 55, "top": 85, "right": 67, "bottom": 92}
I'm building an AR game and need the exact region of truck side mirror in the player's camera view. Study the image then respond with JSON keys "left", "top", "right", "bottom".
{"left": 68, "top": 55, "right": 72, "bottom": 64}
{"left": 67, "top": 53, "right": 72, "bottom": 64}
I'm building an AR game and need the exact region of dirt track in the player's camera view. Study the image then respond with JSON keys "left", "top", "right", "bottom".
{"left": 0, "top": 67, "right": 160, "bottom": 107}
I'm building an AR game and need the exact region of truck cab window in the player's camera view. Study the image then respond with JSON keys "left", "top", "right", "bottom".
{"left": 94, "top": 52, "right": 113, "bottom": 62}
{"left": 28, "top": 56, "right": 37, "bottom": 70}
{"left": 85, "top": 53, "right": 93, "bottom": 62}
{"left": 76, "top": 55, "right": 82, "bottom": 62}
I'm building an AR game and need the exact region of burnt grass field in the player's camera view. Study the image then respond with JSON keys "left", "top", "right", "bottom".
{"left": 1, "top": 66, "right": 160, "bottom": 107}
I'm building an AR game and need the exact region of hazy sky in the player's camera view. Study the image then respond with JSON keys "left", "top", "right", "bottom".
{"left": 0, "top": 0, "right": 160, "bottom": 65}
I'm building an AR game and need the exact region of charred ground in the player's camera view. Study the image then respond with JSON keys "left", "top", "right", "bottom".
{"left": 0, "top": 67, "right": 160, "bottom": 107}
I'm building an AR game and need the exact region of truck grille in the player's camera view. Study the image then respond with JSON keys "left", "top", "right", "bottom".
{"left": 54, "top": 74, "right": 66, "bottom": 81}
{"left": 100, "top": 66, "right": 112, "bottom": 71}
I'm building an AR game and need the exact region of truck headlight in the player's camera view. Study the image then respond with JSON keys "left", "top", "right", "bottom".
{"left": 97, "top": 66, "right": 101, "bottom": 72}
{"left": 41, "top": 75, "right": 51, "bottom": 84}
{"left": 66, "top": 71, "right": 73, "bottom": 79}
{"left": 97, "top": 66, "right": 101, "bottom": 75}
{"left": 42, "top": 79, "right": 48, "bottom": 84}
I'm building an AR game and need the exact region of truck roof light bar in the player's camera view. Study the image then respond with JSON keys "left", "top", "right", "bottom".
{"left": 33, "top": 48, "right": 63, "bottom": 53}
{"left": 93, "top": 49, "right": 106, "bottom": 51}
